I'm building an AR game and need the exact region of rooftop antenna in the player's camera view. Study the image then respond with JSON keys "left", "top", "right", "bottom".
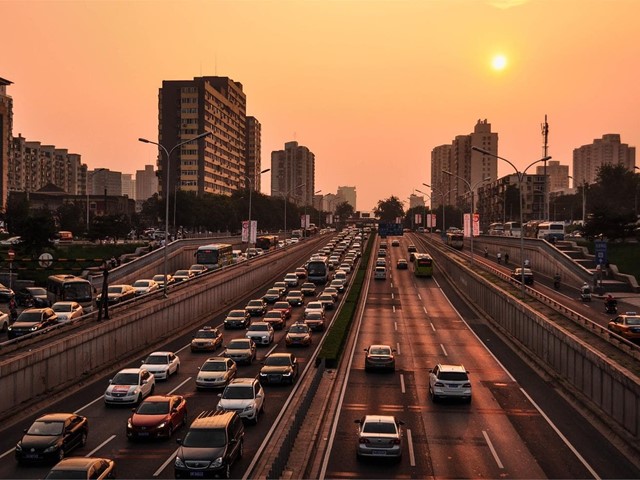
{"left": 541, "top": 114, "right": 550, "bottom": 220}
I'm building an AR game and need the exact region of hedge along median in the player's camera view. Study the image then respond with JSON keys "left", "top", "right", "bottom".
{"left": 319, "top": 231, "right": 375, "bottom": 368}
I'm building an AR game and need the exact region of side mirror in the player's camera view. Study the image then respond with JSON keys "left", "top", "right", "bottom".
{"left": 108, "top": 379, "right": 113, "bottom": 384}
{"left": 131, "top": 408, "right": 136, "bottom": 413}
{"left": 176, "top": 438, "right": 182, "bottom": 445}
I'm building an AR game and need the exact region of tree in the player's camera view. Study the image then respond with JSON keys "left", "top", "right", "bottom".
{"left": 4, "top": 193, "right": 30, "bottom": 235}
{"left": 374, "top": 196, "right": 404, "bottom": 222}
{"left": 15, "top": 208, "right": 57, "bottom": 256}
{"left": 57, "top": 202, "right": 85, "bottom": 234}
{"left": 335, "top": 201, "right": 354, "bottom": 224}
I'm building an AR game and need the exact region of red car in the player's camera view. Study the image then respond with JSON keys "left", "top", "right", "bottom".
{"left": 126, "top": 394, "right": 187, "bottom": 440}
{"left": 272, "top": 301, "right": 292, "bottom": 320}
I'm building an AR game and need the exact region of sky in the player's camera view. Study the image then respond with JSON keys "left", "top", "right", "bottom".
{"left": 3, "top": 0, "right": 639, "bottom": 212}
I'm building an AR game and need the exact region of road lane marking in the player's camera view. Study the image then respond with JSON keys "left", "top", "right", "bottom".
{"left": 394, "top": 321, "right": 398, "bottom": 331}
{"left": 0, "top": 447, "right": 15, "bottom": 459}
{"left": 391, "top": 293, "right": 394, "bottom": 300}
{"left": 417, "top": 294, "right": 422, "bottom": 300}
{"left": 391, "top": 282, "right": 394, "bottom": 288}
{"left": 75, "top": 395, "right": 104, "bottom": 414}
{"left": 154, "top": 447, "right": 180, "bottom": 477}
{"left": 440, "top": 344, "right": 448, "bottom": 356}
{"left": 396, "top": 342, "right": 401, "bottom": 355}
{"left": 86, "top": 434, "right": 116, "bottom": 457}
{"left": 400, "top": 374, "right": 406, "bottom": 393}
{"left": 169, "top": 377, "right": 192, "bottom": 395}
{"left": 392, "top": 305, "right": 396, "bottom": 313}
{"left": 423, "top": 306, "right": 428, "bottom": 315}
{"left": 482, "top": 430, "right": 504, "bottom": 469}
{"left": 407, "top": 428, "right": 416, "bottom": 466}
{"left": 430, "top": 322, "right": 436, "bottom": 331}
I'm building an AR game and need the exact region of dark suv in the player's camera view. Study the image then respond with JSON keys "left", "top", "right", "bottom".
{"left": 174, "top": 410, "right": 244, "bottom": 479}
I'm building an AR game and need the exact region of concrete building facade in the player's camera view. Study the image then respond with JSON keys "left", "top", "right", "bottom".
{"left": 0, "top": 77, "right": 13, "bottom": 209}
{"left": 89, "top": 169, "right": 122, "bottom": 196}
{"left": 536, "top": 159, "right": 569, "bottom": 192}
{"left": 245, "top": 116, "right": 262, "bottom": 192}
{"left": 121, "top": 174, "right": 135, "bottom": 199}
{"left": 336, "top": 186, "right": 356, "bottom": 211}
{"left": 136, "top": 165, "right": 158, "bottom": 201}
{"left": 573, "top": 134, "right": 636, "bottom": 186}
{"left": 271, "top": 141, "right": 315, "bottom": 207}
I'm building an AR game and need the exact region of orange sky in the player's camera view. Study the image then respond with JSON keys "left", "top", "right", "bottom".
{"left": 4, "top": 0, "right": 639, "bottom": 211}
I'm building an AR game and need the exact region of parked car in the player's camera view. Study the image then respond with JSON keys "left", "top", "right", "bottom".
{"left": 223, "top": 310, "right": 251, "bottom": 329}
{"left": 364, "top": 344, "right": 396, "bottom": 372}
{"left": 354, "top": 415, "right": 404, "bottom": 461}
{"left": 96, "top": 284, "right": 136, "bottom": 305}
{"left": 132, "top": 279, "right": 159, "bottom": 296}
{"left": 191, "top": 326, "right": 224, "bottom": 352}
{"left": 44, "top": 457, "right": 115, "bottom": 479}
{"left": 196, "top": 357, "right": 237, "bottom": 390}
{"left": 126, "top": 394, "right": 187, "bottom": 440}
{"left": 8, "top": 308, "right": 58, "bottom": 339}
{"left": 223, "top": 338, "right": 257, "bottom": 365}
{"left": 259, "top": 352, "right": 298, "bottom": 385}
{"left": 428, "top": 363, "right": 472, "bottom": 403}
{"left": 16, "top": 287, "right": 50, "bottom": 307}
{"left": 15, "top": 413, "right": 88, "bottom": 464}
{"left": 140, "top": 351, "right": 180, "bottom": 381}
{"left": 51, "top": 301, "right": 84, "bottom": 323}
{"left": 216, "top": 377, "right": 265, "bottom": 424}
{"left": 104, "top": 368, "right": 156, "bottom": 406}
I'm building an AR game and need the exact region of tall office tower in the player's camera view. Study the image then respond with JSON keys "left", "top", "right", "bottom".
{"left": 270, "top": 141, "right": 315, "bottom": 207}
{"left": 121, "top": 174, "right": 135, "bottom": 199}
{"left": 573, "top": 134, "right": 636, "bottom": 186}
{"left": 0, "top": 77, "right": 13, "bottom": 209}
{"left": 88, "top": 169, "right": 122, "bottom": 196}
{"left": 409, "top": 194, "right": 425, "bottom": 209}
{"left": 536, "top": 160, "right": 569, "bottom": 192}
{"left": 430, "top": 144, "right": 452, "bottom": 209}
{"left": 136, "top": 165, "right": 158, "bottom": 201}
{"left": 245, "top": 116, "right": 262, "bottom": 191}
{"left": 158, "top": 76, "right": 248, "bottom": 197}
{"left": 337, "top": 186, "right": 356, "bottom": 210}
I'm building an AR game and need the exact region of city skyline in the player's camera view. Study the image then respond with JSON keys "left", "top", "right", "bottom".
{"left": 3, "top": 0, "right": 638, "bottom": 211}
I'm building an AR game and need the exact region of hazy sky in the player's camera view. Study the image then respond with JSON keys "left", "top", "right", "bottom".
{"left": 3, "top": 0, "right": 638, "bottom": 211}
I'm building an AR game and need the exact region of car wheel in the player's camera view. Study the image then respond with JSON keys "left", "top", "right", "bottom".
{"left": 175, "top": 364, "right": 180, "bottom": 374}
{"left": 167, "top": 425, "right": 174, "bottom": 438}
{"left": 430, "top": 387, "right": 438, "bottom": 403}
{"left": 80, "top": 431, "right": 87, "bottom": 447}
{"left": 182, "top": 412, "right": 188, "bottom": 427}
{"left": 253, "top": 409, "right": 259, "bottom": 425}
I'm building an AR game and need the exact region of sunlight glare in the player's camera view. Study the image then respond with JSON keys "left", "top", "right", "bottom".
{"left": 492, "top": 54, "right": 507, "bottom": 71}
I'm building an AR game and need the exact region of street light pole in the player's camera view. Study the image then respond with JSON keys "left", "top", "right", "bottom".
{"left": 416, "top": 189, "right": 431, "bottom": 233}
{"left": 280, "top": 183, "right": 305, "bottom": 246}
{"left": 139, "top": 131, "right": 212, "bottom": 297}
{"left": 244, "top": 168, "right": 270, "bottom": 246}
{"left": 423, "top": 183, "right": 457, "bottom": 237}
{"left": 472, "top": 146, "right": 551, "bottom": 298}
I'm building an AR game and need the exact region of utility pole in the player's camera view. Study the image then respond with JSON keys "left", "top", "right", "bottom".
{"left": 541, "top": 115, "right": 550, "bottom": 220}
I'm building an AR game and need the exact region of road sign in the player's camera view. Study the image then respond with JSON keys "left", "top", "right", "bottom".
{"left": 8, "top": 249, "right": 15, "bottom": 261}
{"left": 39, "top": 252, "right": 53, "bottom": 268}
{"left": 594, "top": 240, "right": 607, "bottom": 265}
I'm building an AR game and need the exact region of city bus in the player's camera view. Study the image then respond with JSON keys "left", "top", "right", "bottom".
{"left": 446, "top": 231, "right": 464, "bottom": 249}
{"left": 413, "top": 253, "right": 434, "bottom": 277}
{"left": 536, "top": 221, "right": 565, "bottom": 242}
{"left": 306, "top": 257, "right": 329, "bottom": 285}
{"left": 194, "top": 243, "right": 234, "bottom": 270}
{"left": 503, "top": 221, "right": 522, "bottom": 238}
{"left": 255, "top": 235, "right": 279, "bottom": 251}
{"left": 46, "top": 274, "right": 95, "bottom": 312}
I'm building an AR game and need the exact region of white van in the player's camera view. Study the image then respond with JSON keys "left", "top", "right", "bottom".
{"left": 374, "top": 266, "right": 387, "bottom": 280}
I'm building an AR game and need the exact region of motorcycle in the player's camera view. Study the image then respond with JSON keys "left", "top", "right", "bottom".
{"left": 605, "top": 299, "right": 617, "bottom": 314}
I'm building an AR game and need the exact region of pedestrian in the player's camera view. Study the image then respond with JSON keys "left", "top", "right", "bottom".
{"left": 504, "top": 253, "right": 509, "bottom": 264}
{"left": 497, "top": 252, "right": 502, "bottom": 264}
{"left": 9, "top": 298, "right": 17, "bottom": 322}
{"left": 524, "top": 258, "right": 530, "bottom": 268}
{"left": 484, "top": 247, "right": 488, "bottom": 258}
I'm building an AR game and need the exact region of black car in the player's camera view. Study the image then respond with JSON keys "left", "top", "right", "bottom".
{"left": 174, "top": 410, "right": 244, "bottom": 479}
{"left": 8, "top": 308, "right": 58, "bottom": 340}
{"left": 259, "top": 352, "right": 298, "bottom": 384}
{"left": 262, "top": 288, "right": 282, "bottom": 304}
{"left": 245, "top": 299, "right": 267, "bottom": 316}
{"left": 16, "top": 413, "right": 88, "bottom": 464}
{"left": 16, "top": 287, "right": 50, "bottom": 307}
{"left": 0, "top": 283, "right": 15, "bottom": 302}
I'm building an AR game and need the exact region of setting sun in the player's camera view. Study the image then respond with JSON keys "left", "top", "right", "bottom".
{"left": 492, "top": 54, "right": 508, "bottom": 70}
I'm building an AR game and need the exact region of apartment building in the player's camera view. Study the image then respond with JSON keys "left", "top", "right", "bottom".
{"left": 536, "top": 160, "right": 569, "bottom": 192}
{"left": 245, "top": 116, "right": 262, "bottom": 192}
{"left": 0, "top": 77, "right": 13, "bottom": 208}
{"left": 136, "top": 165, "right": 158, "bottom": 201}
{"left": 337, "top": 186, "right": 356, "bottom": 211}
{"left": 573, "top": 134, "right": 636, "bottom": 185}
{"left": 271, "top": 141, "right": 315, "bottom": 207}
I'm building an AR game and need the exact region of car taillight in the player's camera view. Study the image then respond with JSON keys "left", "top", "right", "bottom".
{"left": 391, "top": 438, "right": 401, "bottom": 445}
{"left": 359, "top": 438, "right": 370, "bottom": 444}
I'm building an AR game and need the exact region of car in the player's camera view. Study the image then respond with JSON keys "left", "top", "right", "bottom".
{"left": 189, "top": 264, "right": 209, "bottom": 275}
{"left": 300, "top": 282, "right": 317, "bottom": 296}
{"left": 304, "top": 301, "right": 325, "bottom": 319}
{"left": 15, "top": 413, "right": 88, "bottom": 464}
{"left": 391, "top": 239, "right": 400, "bottom": 247}
{"left": 380, "top": 241, "right": 388, "bottom": 250}
{"left": 375, "top": 258, "right": 387, "bottom": 267}
{"left": 285, "top": 322, "right": 312, "bottom": 347}
{"left": 126, "top": 394, "right": 187, "bottom": 440}
{"left": 334, "top": 270, "right": 348, "bottom": 283}
{"left": 364, "top": 344, "right": 396, "bottom": 372}
{"left": 0, "top": 235, "right": 22, "bottom": 246}
{"left": 174, "top": 410, "right": 244, "bottom": 479}
{"left": 245, "top": 321, "right": 274, "bottom": 345}
{"left": 173, "top": 269, "right": 194, "bottom": 282}
{"left": 8, "top": 307, "right": 58, "bottom": 339}
{"left": 607, "top": 312, "right": 640, "bottom": 340}
{"left": 245, "top": 299, "right": 267, "bottom": 316}
{"left": 428, "top": 363, "right": 472, "bottom": 403}
{"left": 44, "top": 457, "right": 116, "bottom": 479}
{"left": 245, "top": 247, "right": 260, "bottom": 258}
{"left": 0, "top": 310, "right": 9, "bottom": 332}
{"left": 330, "top": 279, "right": 345, "bottom": 293}
{"left": 51, "top": 301, "right": 84, "bottom": 323}
{"left": 295, "top": 267, "right": 307, "bottom": 279}
{"left": 104, "top": 368, "right": 155, "bottom": 406}
{"left": 96, "top": 284, "right": 136, "bottom": 305}
{"left": 374, "top": 266, "right": 387, "bottom": 280}
{"left": 262, "top": 288, "right": 282, "bottom": 304}
{"left": 191, "top": 326, "right": 224, "bottom": 351}
{"left": 196, "top": 357, "right": 237, "bottom": 390}
{"left": 263, "top": 309, "right": 286, "bottom": 330}
{"left": 511, "top": 268, "right": 534, "bottom": 285}
{"left": 16, "top": 286, "right": 50, "bottom": 307}
{"left": 338, "top": 263, "right": 352, "bottom": 274}
{"left": 376, "top": 249, "right": 387, "bottom": 258}
{"left": 0, "top": 283, "right": 15, "bottom": 302}
{"left": 259, "top": 352, "right": 298, "bottom": 385}
{"left": 407, "top": 244, "right": 417, "bottom": 253}
{"left": 223, "top": 338, "right": 257, "bottom": 365}
{"left": 152, "top": 274, "right": 175, "bottom": 288}
{"left": 132, "top": 279, "right": 159, "bottom": 296}
{"left": 304, "top": 310, "right": 325, "bottom": 331}
{"left": 286, "top": 290, "right": 305, "bottom": 306}
{"left": 273, "top": 281, "right": 288, "bottom": 295}
{"left": 317, "top": 293, "right": 336, "bottom": 310}
{"left": 396, "top": 258, "right": 408, "bottom": 269}
{"left": 284, "top": 273, "right": 299, "bottom": 287}
{"left": 217, "top": 377, "right": 265, "bottom": 424}
{"left": 140, "top": 351, "right": 180, "bottom": 380}
{"left": 323, "top": 287, "right": 339, "bottom": 299}
{"left": 272, "top": 301, "right": 293, "bottom": 319}
{"left": 223, "top": 310, "right": 251, "bottom": 329}
{"left": 354, "top": 415, "right": 404, "bottom": 460}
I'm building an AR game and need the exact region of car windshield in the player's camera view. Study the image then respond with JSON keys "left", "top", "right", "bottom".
{"left": 223, "top": 385, "right": 254, "bottom": 400}
{"left": 265, "top": 356, "right": 292, "bottom": 366}
{"left": 369, "top": 347, "right": 391, "bottom": 355}
{"left": 144, "top": 355, "right": 169, "bottom": 365}
{"left": 274, "top": 302, "right": 289, "bottom": 309}
{"left": 302, "top": 283, "right": 314, "bottom": 289}
{"left": 248, "top": 300, "right": 263, "bottom": 306}
{"left": 227, "top": 311, "right": 245, "bottom": 318}
{"left": 266, "top": 289, "right": 280, "bottom": 295}
{"left": 53, "top": 304, "right": 72, "bottom": 312}
{"left": 182, "top": 428, "right": 226, "bottom": 448}
{"left": 108, "top": 286, "right": 124, "bottom": 293}
{"left": 265, "top": 312, "right": 281, "bottom": 318}
{"left": 307, "top": 303, "right": 322, "bottom": 309}
{"left": 363, "top": 421, "right": 397, "bottom": 434}
{"left": 289, "top": 325, "right": 307, "bottom": 333}
{"left": 175, "top": 270, "right": 189, "bottom": 276}
{"left": 112, "top": 372, "right": 139, "bottom": 385}
{"left": 29, "top": 288, "right": 47, "bottom": 296}
{"left": 46, "top": 470, "right": 88, "bottom": 479}
{"left": 202, "top": 361, "right": 227, "bottom": 372}
{"left": 16, "top": 312, "right": 43, "bottom": 323}
{"left": 27, "top": 420, "right": 64, "bottom": 436}
{"left": 306, "top": 312, "right": 322, "bottom": 320}
{"left": 228, "top": 340, "right": 250, "bottom": 349}
{"left": 137, "top": 401, "right": 170, "bottom": 415}
{"left": 134, "top": 281, "right": 150, "bottom": 287}
{"left": 287, "top": 292, "right": 302, "bottom": 298}
{"left": 625, "top": 317, "right": 640, "bottom": 325}
{"left": 319, "top": 295, "right": 332, "bottom": 302}
{"left": 195, "top": 330, "right": 217, "bottom": 338}
{"left": 248, "top": 324, "right": 268, "bottom": 331}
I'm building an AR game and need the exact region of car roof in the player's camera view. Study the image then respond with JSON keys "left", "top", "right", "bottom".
{"left": 142, "top": 394, "right": 180, "bottom": 402}
{"left": 228, "top": 377, "right": 257, "bottom": 386}
{"left": 268, "top": 352, "right": 294, "bottom": 359}
{"left": 363, "top": 414, "right": 397, "bottom": 424}
{"left": 117, "top": 368, "right": 144, "bottom": 374}
{"left": 369, "top": 344, "right": 392, "bottom": 350}
{"left": 437, "top": 363, "right": 467, "bottom": 372}
{"left": 146, "top": 351, "right": 173, "bottom": 356}
{"left": 36, "top": 413, "right": 76, "bottom": 422}
{"left": 49, "top": 457, "right": 109, "bottom": 470}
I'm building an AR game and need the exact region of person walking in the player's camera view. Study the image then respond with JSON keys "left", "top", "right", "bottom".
{"left": 497, "top": 252, "right": 502, "bottom": 264}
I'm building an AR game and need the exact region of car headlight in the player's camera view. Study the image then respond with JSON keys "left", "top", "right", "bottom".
{"left": 29, "top": 325, "right": 39, "bottom": 331}
{"left": 212, "top": 457, "right": 223, "bottom": 468}
{"left": 44, "top": 443, "right": 60, "bottom": 453}
{"left": 259, "top": 372, "right": 267, "bottom": 377}
{"left": 243, "top": 404, "right": 255, "bottom": 413}
{"left": 127, "top": 419, "right": 132, "bottom": 428}
{"left": 282, "top": 371, "right": 292, "bottom": 376}
{"left": 175, "top": 456, "right": 185, "bottom": 468}
{"left": 216, "top": 404, "right": 224, "bottom": 411}
{"left": 157, "top": 422, "right": 167, "bottom": 429}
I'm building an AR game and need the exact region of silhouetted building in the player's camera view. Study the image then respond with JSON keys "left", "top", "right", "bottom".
{"left": 245, "top": 116, "right": 262, "bottom": 192}
{"left": 337, "top": 186, "right": 356, "bottom": 210}
{"left": 573, "top": 134, "right": 636, "bottom": 185}
{"left": 136, "top": 165, "right": 158, "bottom": 201}
{"left": 271, "top": 141, "right": 315, "bottom": 207}
{"left": 0, "top": 77, "right": 13, "bottom": 208}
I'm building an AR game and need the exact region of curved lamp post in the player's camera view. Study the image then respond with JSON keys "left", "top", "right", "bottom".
{"left": 138, "top": 131, "right": 212, "bottom": 297}
{"left": 280, "top": 183, "right": 305, "bottom": 246}
{"left": 423, "top": 183, "right": 457, "bottom": 236}
{"left": 415, "top": 189, "right": 431, "bottom": 233}
{"left": 472, "top": 146, "right": 551, "bottom": 298}
{"left": 244, "top": 168, "right": 270, "bottom": 246}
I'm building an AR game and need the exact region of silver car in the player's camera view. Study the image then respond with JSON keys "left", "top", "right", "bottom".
{"left": 355, "top": 415, "right": 404, "bottom": 460}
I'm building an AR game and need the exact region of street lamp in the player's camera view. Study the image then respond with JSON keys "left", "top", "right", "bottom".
{"left": 416, "top": 189, "right": 431, "bottom": 232}
{"left": 304, "top": 190, "right": 322, "bottom": 235}
{"left": 243, "top": 168, "right": 270, "bottom": 246}
{"left": 472, "top": 146, "right": 551, "bottom": 298}
{"left": 568, "top": 175, "right": 587, "bottom": 227}
{"left": 280, "top": 183, "right": 305, "bottom": 246}
{"left": 423, "top": 183, "right": 456, "bottom": 236}
{"left": 442, "top": 171, "right": 490, "bottom": 265}
{"left": 138, "top": 131, "right": 212, "bottom": 297}
{"left": 314, "top": 190, "right": 322, "bottom": 230}
{"left": 86, "top": 168, "right": 107, "bottom": 233}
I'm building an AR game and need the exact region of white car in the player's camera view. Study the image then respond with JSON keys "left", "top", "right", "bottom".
{"left": 196, "top": 357, "right": 237, "bottom": 390}
{"left": 217, "top": 377, "right": 265, "bottom": 424}
{"left": 140, "top": 351, "right": 181, "bottom": 380}
{"left": 374, "top": 266, "right": 387, "bottom": 280}
{"left": 51, "top": 301, "right": 84, "bottom": 323}
{"left": 338, "top": 263, "right": 352, "bottom": 274}
{"left": 132, "top": 279, "right": 160, "bottom": 296}
{"left": 245, "top": 322, "right": 274, "bottom": 345}
{"left": 284, "top": 273, "right": 299, "bottom": 287}
{"left": 104, "top": 368, "right": 155, "bottom": 405}
{"left": 428, "top": 363, "right": 472, "bottom": 403}
{"left": 0, "top": 310, "right": 9, "bottom": 333}
{"left": 304, "top": 301, "right": 325, "bottom": 319}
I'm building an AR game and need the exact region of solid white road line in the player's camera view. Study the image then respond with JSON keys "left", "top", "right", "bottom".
{"left": 423, "top": 306, "right": 428, "bottom": 315}
{"left": 0, "top": 447, "right": 15, "bottom": 460}
{"left": 85, "top": 434, "right": 116, "bottom": 457}
{"left": 392, "top": 305, "right": 396, "bottom": 313}
{"left": 154, "top": 447, "right": 180, "bottom": 477}
{"left": 430, "top": 322, "right": 436, "bottom": 331}
{"left": 75, "top": 395, "right": 104, "bottom": 414}
{"left": 400, "top": 374, "right": 406, "bottom": 393}
{"left": 394, "top": 321, "right": 398, "bottom": 331}
{"left": 407, "top": 428, "right": 416, "bottom": 467}
{"left": 169, "top": 377, "right": 192, "bottom": 395}
{"left": 418, "top": 294, "right": 422, "bottom": 300}
{"left": 482, "top": 430, "right": 504, "bottom": 469}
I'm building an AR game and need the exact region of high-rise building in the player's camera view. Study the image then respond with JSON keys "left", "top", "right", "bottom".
{"left": 158, "top": 76, "right": 255, "bottom": 197}
{"left": 573, "top": 134, "right": 636, "bottom": 185}
{"left": 245, "top": 116, "right": 262, "bottom": 192}
{"left": 409, "top": 193, "right": 425, "bottom": 209}
{"left": 430, "top": 144, "right": 451, "bottom": 209}
{"left": 0, "top": 77, "right": 13, "bottom": 209}
{"left": 337, "top": 186, "right": 356, "bottom": 210}
{"left": 89, "top": 169, "right": 122, "bottom": 196}
{"left": 121, "top": 174, "right": 135, "bottom": 199}
{"left": 271, "top": 141, "right": 315, "bottom": 207}
{"left": 136, "top": 165, "right": 158, "bottom": 201}
{"left": 536, "top": 160, "right": 569, "bottom": 192}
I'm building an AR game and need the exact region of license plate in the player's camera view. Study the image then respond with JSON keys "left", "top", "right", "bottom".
{"left": 269, "top": 375, "right": 280, "bottom": 381}
{"left": 24, "top": 454, "right": 40, "bottom": 459}
{"left": 189, "top": 472, "right": 204, "bottom": 477}
{"left": 447, "top": 384, "right": 458, "bottom": 388}
{"left": 137, "top": 432, "right": 149, "bottom": 436}
{"left": 372, "top": 450, "right": 386, "bottom": 455}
